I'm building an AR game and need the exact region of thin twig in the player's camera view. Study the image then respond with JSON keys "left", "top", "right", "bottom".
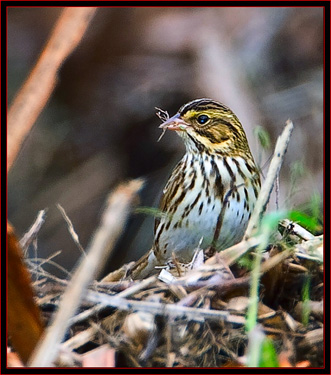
{"left": 85, "top": 291, "right": 230, "bottom": 322}
{"left": 20, "top": 210, "right": 47, "bottom": 253}
{"left": 244, "top": 120, "right": 294, "bottom": 239}
{"left": 28, "top": 179, "right": 144, "bottom": 367}
{"left": 57, "top": 204, "right": 86, "bottom": 256}
{"left": 7, "top": 7, "right": 97, "bottom": 171}
{"left": 30, "top": 269, "right": 69, "bottom": 287}
{"left": 68, "top": 275, "right": 157, "bottom": 325}
{"left": 27, "top": 254, "right": 72, "bottom": 280}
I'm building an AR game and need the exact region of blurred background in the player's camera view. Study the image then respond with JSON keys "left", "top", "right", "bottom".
{"left": 7, "top": 7, "right": 324, "bottom": 277}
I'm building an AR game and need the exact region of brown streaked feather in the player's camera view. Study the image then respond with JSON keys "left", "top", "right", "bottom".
{"left": 154, "top": 159, "right": 185, "bottom": 234}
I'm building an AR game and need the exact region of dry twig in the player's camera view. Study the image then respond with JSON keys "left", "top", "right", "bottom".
{"left": 244, "top": 120, "right": 294, "bottom": 238}
{"left": 7, "top": 7, "right": 97, "bottom": 171}
{"left": 20, "top": 210, "right": 47, "bottom": 253}
{"left": 57, "top": 204, "right": 86, "bottom": 256}
{"left": 69, "top": 276, "right": 158, "bottom": 326}
{"left": 28, "top": 179, "right": 143, "bottom": 367}
{"left": 80, "top": 291, "right": 230, "bottom": 323}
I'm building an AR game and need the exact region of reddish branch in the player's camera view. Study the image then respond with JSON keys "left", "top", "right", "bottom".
{"left": 7, "top": 7, "right": 97, "bottom": 171}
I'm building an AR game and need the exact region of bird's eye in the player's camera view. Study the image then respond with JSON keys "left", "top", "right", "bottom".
{"left": 197, "top": 114, "right": 209, "bottom": 125}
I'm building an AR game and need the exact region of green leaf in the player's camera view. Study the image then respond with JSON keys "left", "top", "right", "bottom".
{"left": 237, "top": 253, "right": 254, "bottom": 270}
{"left": 259, "top": 338, "right": 279, "bottom": 367}
{"left": 301, "top": 277, "right": 311, "bottom": 326}
{"left": 134, "top": 206, "right": 166, "bottom": 219}
{"left": 309, "top": 192, "right": 322, "bottom": 223}
{"left": 288, "top": 211, "right": 321, "bottom": 233}
{"left": 254, "top": 126, "right": 271, "bottom": 150}
{"left": 290, "top": 160, "right": 306, "bottom": 180}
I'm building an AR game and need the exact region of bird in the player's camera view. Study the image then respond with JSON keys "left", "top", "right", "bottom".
{"left": 129, "top": 98, "right": 261, "bottom": 279}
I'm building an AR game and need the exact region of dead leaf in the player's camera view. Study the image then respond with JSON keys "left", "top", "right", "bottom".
{"left": 7, "top": 223, "right": 44, "bottom": 364}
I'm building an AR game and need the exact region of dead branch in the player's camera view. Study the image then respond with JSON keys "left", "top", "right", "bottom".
{"left": 28, "top": 179, "right": 144, "bottom": 367}
{"left": 244, "top": 120, "right": 294, "bottom": 238}
{"left": 7, "top": 7, "right": 97, "bottom": 171}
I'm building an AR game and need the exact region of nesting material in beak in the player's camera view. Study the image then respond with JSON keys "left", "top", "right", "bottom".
{"left": 156, "top": 111, "right": 189, "bottom": 142}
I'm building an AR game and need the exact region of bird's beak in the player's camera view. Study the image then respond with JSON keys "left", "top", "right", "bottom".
{"left": 159, "top": 113, "right": 189, "bottom": 131}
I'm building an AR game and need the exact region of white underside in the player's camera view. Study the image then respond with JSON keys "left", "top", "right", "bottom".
{"left": 154, "top": 154, "right": 258, "bottom": 263}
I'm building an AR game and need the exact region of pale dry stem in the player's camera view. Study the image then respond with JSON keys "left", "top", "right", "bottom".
{"left": 57, "top": 204, "right": 86, "bottom": 256}
{"left": 68, "top": 275, "right": 158, "bottom": 326}
{"left": 244, "top": 119, "right": 294, "bottom": 238}
{"left": 28, "top": 179, "right": 144, "bottom": 367}
{"left": 20, "top": 210, "right": 47, "bottom": 253}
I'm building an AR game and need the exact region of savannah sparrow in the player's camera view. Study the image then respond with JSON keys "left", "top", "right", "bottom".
{"left": 130, "top": 98, "right": 261, "bottom": 279}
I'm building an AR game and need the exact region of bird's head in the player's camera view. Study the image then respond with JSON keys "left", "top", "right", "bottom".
{"left": 158, "top": 98, "right": 251, "bottom": 156}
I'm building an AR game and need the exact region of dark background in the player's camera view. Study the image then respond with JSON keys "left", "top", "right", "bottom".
{"left": 7, "top": 6, "right": 324, "bottom": 276}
